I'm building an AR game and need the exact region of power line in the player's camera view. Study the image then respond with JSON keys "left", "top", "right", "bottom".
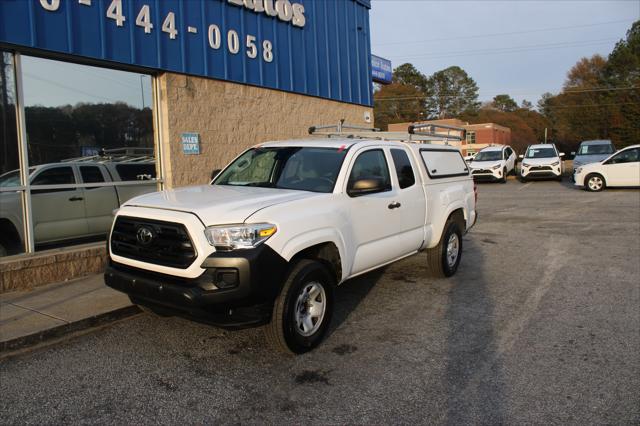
{"left": 387, "top": 38, "right": 618, "bottom": 60}
{"left": 373, "top": 102, "right": 640, "bottom": 114}
{"left": 373, "top": 86, "right": 640, "bottom": 101}
{"left": 372, "top": 19, "right": 634, "bottom": 47}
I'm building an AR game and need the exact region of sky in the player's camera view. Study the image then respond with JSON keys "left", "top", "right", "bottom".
{"left": 369, "top": 0, "right": 639, "bottom": 105}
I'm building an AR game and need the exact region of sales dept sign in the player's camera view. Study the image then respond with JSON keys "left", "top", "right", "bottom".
{"left": 181, "top": 133, "right": 201, "bottom": 155}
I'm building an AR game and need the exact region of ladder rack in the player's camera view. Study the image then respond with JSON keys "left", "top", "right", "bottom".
{"left": 61, "top": 147, "right": 155, "bottom": 163}
{"left": 308, "top": 120, "right": 467, "bottom": 145}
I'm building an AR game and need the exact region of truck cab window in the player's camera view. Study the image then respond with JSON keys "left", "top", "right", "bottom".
{"left": 390, "top": 149, "right": 415, "bottom": 189}
{"left": 80, "top": 166, "right": 104, "bottom": 184}
{"left": 348, "top": 150, "right": 391, "bottom": 193}
{"left": 31, "top": 166, "right": 75, "bottom": 192}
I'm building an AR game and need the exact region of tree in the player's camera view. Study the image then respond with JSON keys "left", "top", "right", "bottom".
{"left": 492, "top": 94, "right": 518, "bottom": 112}
{"left": 521, "top": 100, "right": 533, "bottom": 110}
{"left": 392, "top": 63, "right": 428, "bottom": 93}
{"left": 374, "top": 83, "right": 426, "bottom": 130}
{"left": 423, "top": 66, "right": 480, "bottom": 119}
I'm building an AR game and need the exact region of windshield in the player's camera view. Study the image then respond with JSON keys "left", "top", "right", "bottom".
{"left": 0, "top": 167, "right": 36, "bottom": 187}
{"left": 578, "top": 144, "right": 614, "bottom": 156}
{"left": 474, "top": 151, "right": 502, "bottom": 161}
{"left": 526, "top": 147, "right": 557, "bottom": 159}
{"left": 214, "top": 147, "right": 348, "bottom": 193}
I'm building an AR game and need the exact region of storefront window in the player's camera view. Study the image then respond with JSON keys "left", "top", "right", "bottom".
{"left": 20, "top": 56, "right": 157, "bottom": 251}
{"left": 0, "top": 51, "right": 26, "bottom": 257}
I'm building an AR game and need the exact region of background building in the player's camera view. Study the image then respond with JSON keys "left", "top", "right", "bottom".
{"left": 0, "top": 0, "right": 374, "bottom": 290}
{"left": 388, "top": 119, "right": 512, "bottom": 155}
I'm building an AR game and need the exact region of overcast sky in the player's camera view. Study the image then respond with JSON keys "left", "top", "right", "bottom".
{"left": 369, "top": 0, "right": 639, "bottom": 105}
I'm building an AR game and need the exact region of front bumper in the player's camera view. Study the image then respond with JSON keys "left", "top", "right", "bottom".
{"left": 104, "top": 245, "right": 288, "bottom": 328}
{"left": 471, "top": 169, "right": 503, "bottom": 181}
{"left": 520, "top": 166, "right": 561, "bottom": 179}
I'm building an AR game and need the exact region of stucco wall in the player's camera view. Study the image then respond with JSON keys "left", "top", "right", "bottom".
{"left": 157, "top": 73, "right": 373, "bottom": 188}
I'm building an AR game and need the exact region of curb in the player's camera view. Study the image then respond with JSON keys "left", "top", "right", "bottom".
{"left": 0, "top": 305, "right": 141, "bottom": 355}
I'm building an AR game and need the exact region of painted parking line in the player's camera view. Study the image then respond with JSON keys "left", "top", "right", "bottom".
{"left": 518, "top": 182, "right": 533, "bottom": 191}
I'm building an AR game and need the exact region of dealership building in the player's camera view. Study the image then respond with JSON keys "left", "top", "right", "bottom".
{"left": 0, "top": 0, "right": 375, "bottom": 290}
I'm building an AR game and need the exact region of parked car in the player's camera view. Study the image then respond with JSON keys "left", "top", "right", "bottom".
{"left": 464, "top": 152, "right": 477, "bottom": 163}
{"left": 519, "top": 144, "right": 565, "bottom": 181}
{"left": 105, "top": 137, "right": 478, "bottom": 354}
{"left": 467, "top": 145, "right": 517, "bottom": 183}
{"left": 572, "top": 140, "right": 616, "bottom": 174}
{"left": 0, "top": 160, "right": 156, "bottom": 256}
{"left": 573, "top": 144, "right": 640, "bottom": 192}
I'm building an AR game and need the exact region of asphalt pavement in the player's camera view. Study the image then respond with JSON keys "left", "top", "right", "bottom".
{"left": 1, "top": 178, "right": 639, "bottom": 425}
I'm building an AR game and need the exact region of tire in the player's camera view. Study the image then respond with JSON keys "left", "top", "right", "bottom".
{"left": 501, "top": 168, "right": 508, "bottom": 183}
{"left": 264, "top": 259, "right": 335, "bottom": 354}
{"left": 585, "top": 173, "right": 605, "bottom": 192}
{"left": 427, "top": 218, "right": 463, "bottom": 278}
{"left": 519, "top": 175, "right": 527, "bottom": 183}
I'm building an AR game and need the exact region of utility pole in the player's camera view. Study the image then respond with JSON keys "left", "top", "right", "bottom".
{"left": 544, "top": 127, "right": 548, "bottom": 143}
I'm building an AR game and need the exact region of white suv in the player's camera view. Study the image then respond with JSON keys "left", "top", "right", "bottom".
{"left": 519, "top": 144, "right": 565, "bottom": 181}
{"left": 467, "top": 145, "right": 516, "bottom": 183}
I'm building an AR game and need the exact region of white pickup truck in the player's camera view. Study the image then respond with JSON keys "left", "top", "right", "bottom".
{"left": 105, "top": 136, "right": 477, "bottom": 353}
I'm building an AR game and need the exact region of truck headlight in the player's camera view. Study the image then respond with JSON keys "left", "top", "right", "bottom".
{"left": 204, "top": 223, "right": 277, "bottom": 250}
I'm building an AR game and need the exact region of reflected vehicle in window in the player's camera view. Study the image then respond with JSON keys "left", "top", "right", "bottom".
{"left": 0, "top": 151, "right": 157, "bottom": 254}
{"left": 574, "top": 145, "right": 640, "bottom": 192}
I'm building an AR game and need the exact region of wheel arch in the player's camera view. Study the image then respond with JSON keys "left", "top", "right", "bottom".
{"left": 0, "top": 217, "right": 23, "bottom": 252}
{"left": 288, "top": 241, "right": 343, "bottom": 286}
{"left": 426, "top": 207, "right": 466, "bottom": 249}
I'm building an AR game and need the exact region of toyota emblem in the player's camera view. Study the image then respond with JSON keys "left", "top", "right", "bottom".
{"left": 136, "top": 226, "right": 155, "bottom": 245}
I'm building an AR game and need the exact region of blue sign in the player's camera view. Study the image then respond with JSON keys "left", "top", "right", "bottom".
{"left": 371, "top": 54, "right": 392, "bottom": 85}
{"left": 0, "top": 0, "right": 373, "bottom": 106}
{"left": 181, "top": 132, "right": 201, "bottom": 155}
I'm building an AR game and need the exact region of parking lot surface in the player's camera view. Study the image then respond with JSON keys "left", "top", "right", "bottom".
{"left": 1, "top": 179, "right": 639, "bottom": 425}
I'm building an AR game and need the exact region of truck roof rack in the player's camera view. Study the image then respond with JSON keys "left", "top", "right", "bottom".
{"left": 308, "top": 120, "right": 467, "bottom": 145}
{"left": 61, "top": 147, "right": 155, "bottom": 163}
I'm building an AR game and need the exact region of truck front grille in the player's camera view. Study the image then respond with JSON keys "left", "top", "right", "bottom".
{"left": 110, "top": 216, "right": 197, "bottom": 269}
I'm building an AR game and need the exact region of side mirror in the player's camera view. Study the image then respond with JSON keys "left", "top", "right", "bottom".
{"left": 347, "top": 178, "right": 386, "bottom": 197}
{"left": 559, "top": 152, "right": 565, "bottom": 157}
{"left": 211, "top": 169, "right": 221, "bottom": 180}
{"left": 519, "top": 154, "right": 524, "bottom": 159}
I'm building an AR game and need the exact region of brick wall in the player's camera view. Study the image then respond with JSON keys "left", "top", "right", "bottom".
{"left": 158, "top": 73, "right": 373, "bottom": 188}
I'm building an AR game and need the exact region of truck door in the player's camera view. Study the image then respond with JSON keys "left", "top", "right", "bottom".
{"left": 389, "top": 148, "right": 426, "bottom": 252}
{"left": 30, "top": 165, "right": 88, "bottom": 244}
{"left": 346, "top": 148, "right": 409, "bottom": 275}
{"left": 80, "top": 165, "right": 119, "bottom": 236}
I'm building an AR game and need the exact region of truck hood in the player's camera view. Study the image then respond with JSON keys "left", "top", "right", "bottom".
{"left": 124, "top": 185, "right": 318, "bottom": 225}
{"left": 469, "top": 160, "right": 502, "bottom": 169}
{"left": 521, "top": 157, "right": 560, "bottom": 166}
{"left": 573, "top": 154, "right": 609, "bottom": 167}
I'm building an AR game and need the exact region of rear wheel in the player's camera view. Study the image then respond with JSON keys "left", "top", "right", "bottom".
{"left": 264, "top": 259, "right": 334, "bottom": 354}
{"left": 427, "top": 218, "right": 463, "bottom": 278}
{"left": 585, "top": 173, "right": 605, "bottom": 192}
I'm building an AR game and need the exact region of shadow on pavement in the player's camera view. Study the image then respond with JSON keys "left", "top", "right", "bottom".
{"left": 444, "top": 237, "right": 506, "bottom": 424}
{"left": 326, "top": 268, "right": 386, "bottom": 337}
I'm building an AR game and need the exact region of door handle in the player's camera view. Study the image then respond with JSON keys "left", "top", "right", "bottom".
{"left": 68, "top": 196, "right": 84, "bottom": 202}
{"left": 388, "top": 202, "right": 401, "bottom": 210}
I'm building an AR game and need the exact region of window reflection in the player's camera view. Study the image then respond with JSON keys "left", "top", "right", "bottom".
{"left": 20, "top": 56, "right": 157, "bottom": 250}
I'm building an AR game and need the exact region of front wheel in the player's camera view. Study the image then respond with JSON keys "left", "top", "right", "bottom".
{"left": 264, "top": 259, "right": 334, "bottom": 354}
{"left": 426, "top": 218, "right": 463, "bottom": 278}
{"left": 585, "top": 173, "right": 605, "bottom": 192}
